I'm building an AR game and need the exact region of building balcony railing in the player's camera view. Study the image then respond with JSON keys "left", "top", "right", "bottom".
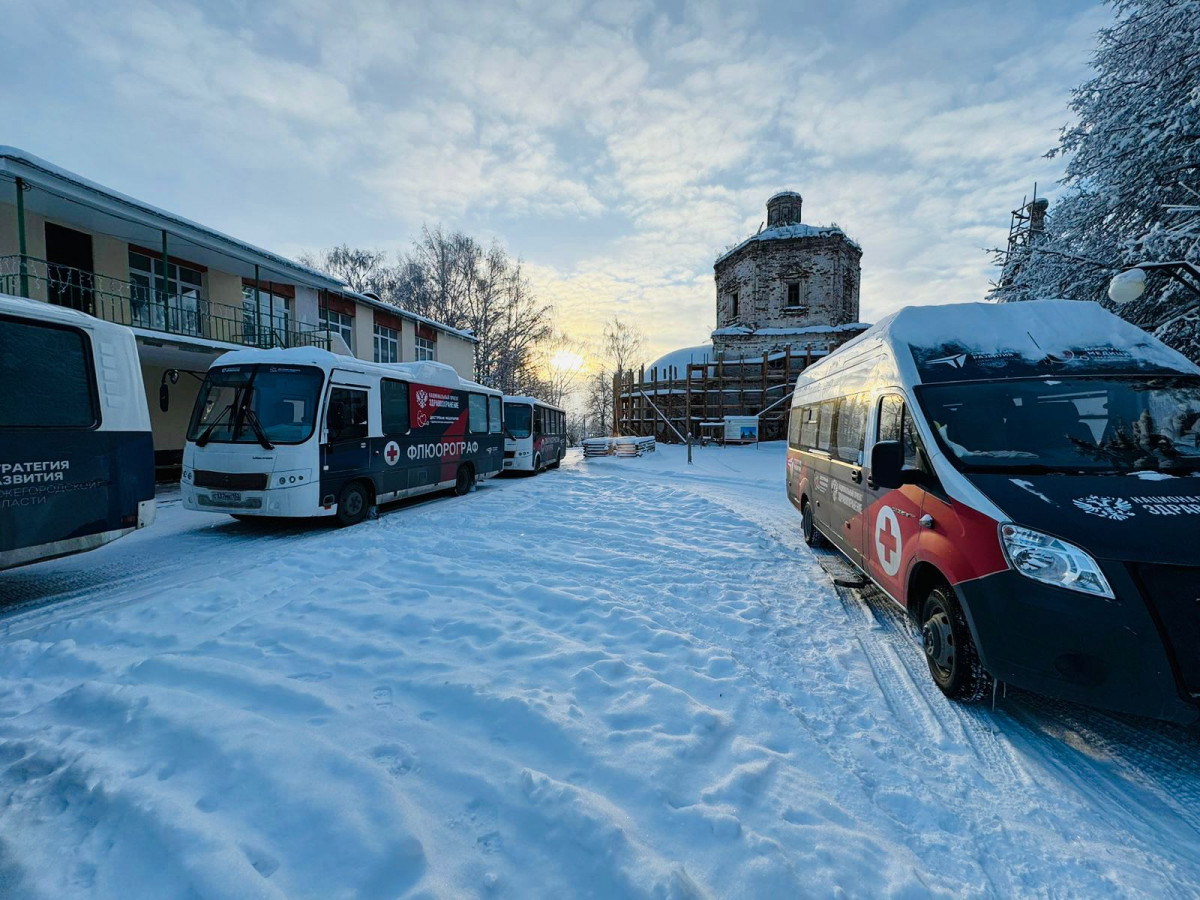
{"left": 0, "top": 255, "right": 329, "bottom": 351}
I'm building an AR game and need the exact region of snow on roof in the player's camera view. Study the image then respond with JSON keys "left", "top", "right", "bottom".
{"left": 716, "top": 222, "right": 861, "bottom": 266}
{"left": 0, "top": 147, "right": 475, "bottom": 344}
{"left": 711, "top": 323, "right": 868, "bottom": 337}
{"left": 0, "top": 146, "right": 339, "bottom": 288}
{"left": 768, "top": 190, "right": 802, "bottom": 202}
{"left": 209, "top": 346, "right": 498, "bottom": 393}
{"left": 503, "top": 395, "right": 564, "bottom": 410}
{"left": 647, "top": 344, "right": 715, "bottom": 375}
{"left": 813, "top": 300, "right": 1200, "bottom": 386}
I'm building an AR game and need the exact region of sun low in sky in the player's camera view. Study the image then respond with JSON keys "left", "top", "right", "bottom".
{"left": 0, "top": 0, "right": 1111, "bottom": 363}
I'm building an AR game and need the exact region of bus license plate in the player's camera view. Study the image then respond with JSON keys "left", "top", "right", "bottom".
{"left": 210, "top": 491, "right": 243, "bottom": 503}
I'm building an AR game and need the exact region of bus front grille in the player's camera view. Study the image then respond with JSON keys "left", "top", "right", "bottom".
{"left": 194, "top": 470, "right": 270, "bottom": 491}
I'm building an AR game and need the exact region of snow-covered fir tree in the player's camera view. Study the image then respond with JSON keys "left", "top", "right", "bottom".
{"left": 992, "top": 0, "right": 1200, "bottom": 361}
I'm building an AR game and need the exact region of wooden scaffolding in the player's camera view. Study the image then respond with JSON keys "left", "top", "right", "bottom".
{"left": 613, "top": 345, "right": 818, "bottom": 443}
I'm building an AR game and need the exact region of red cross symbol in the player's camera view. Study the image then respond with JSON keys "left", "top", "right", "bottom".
{"left": 385, "top": 443, "right": 399, "bottom": 464}
{"left": 878, "top": 515, "right": 899, "bottom": 564}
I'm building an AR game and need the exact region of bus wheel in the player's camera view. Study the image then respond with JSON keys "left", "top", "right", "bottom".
{"left": 921, "top": 585, "right": 992, "bottom": 703}
{"left": 549, "top": 454, "right": 562, "bottom": 469}
{"left": 801, "top": 500, "right": 827, "bottom": 548}
{"left": 336, "top": 481, "right": 370, "bottom": 527}
{"left": 532, "top": 454, "right": 542, "bottom": 475}
{"left": 454, "top": 464, "right": 474, "bottom": 496}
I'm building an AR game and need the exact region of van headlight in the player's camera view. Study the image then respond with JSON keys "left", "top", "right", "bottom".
{"left": 1000, "top": 524, "right": 1114, "bottom": 599}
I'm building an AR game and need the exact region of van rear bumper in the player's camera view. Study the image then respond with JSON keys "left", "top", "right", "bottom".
{"left": 957, "top": 567, "right": 1200, "bottom": 724}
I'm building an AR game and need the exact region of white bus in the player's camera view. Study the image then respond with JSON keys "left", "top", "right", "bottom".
{"left": 502, "top": 396, "right": 566, "bottom": 474}
{"left": 182, "top": 348, "right": 505, "bottom": 526}
{"left": 1, "top": 293, "right": 156, "bottom": 571}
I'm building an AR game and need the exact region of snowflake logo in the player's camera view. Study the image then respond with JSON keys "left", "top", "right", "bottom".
{"left": 1073, "top": 495, "right": 1135, "bottom": 521}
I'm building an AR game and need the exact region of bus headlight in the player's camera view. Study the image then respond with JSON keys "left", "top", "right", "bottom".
{"left": 271, "top": 469, "right": 311, "bottom": 488}
{"left": 1000, "top": 524, "right": 1114, "bottom": 599}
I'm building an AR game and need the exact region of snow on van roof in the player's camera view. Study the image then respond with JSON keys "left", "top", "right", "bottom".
{"left": 808, "top": 300, "right": 1200, "bottom": 388}
{"left": 210, "top": 347, "right": 499, "bottom": 394}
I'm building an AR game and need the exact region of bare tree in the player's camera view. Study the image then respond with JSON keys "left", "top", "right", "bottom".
{"left": 303, "top": 228, "right": 556, "bottom": 395}
{"left": 533, "top": 331, "right": 586, "bottom": 408}
{"left": 584, "top": 370, "right": 612, "bottom": 436}
{"left": 601, "top": 317, "right": 645, "bottom": 379}
{"left": 299, "top": 245, "right": 387, "bottom": 294}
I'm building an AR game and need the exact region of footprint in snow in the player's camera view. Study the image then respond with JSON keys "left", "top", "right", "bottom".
{"left": 372, "top": 686, "right": 393, "bottom": 708}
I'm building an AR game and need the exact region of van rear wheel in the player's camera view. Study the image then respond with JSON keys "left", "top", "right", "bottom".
{"left": 335, "top": 481, "right": 370, "bottom": 527}
{"left": 801, "top": 500, "right": 827, "bottom": 548}
{"left": 532, "top": 454, "right": 542, "bottom": 475}
{"left": 921, "top": 585, "right": 992, "bottom": 703}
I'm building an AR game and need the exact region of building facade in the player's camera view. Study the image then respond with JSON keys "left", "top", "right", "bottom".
{"left": 615, "top": 191, "right": 868, "bottom": 441}
{"left": 712, "top": 191, "right": 864, "bottom": 359}
{"left": 0, "top": 147, "right": 476, "bottom": 477}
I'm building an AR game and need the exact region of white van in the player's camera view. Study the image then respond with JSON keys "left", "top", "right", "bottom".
{"left": 787, "top": 300, "right": 1200, "bottom": 723}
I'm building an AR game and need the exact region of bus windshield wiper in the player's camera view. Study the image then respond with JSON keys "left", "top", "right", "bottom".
{"left": 196, "top": 404, "right": 234, "bottom": 447}
{"left": 243, "top": 406, "right": 275, "bottom": 450}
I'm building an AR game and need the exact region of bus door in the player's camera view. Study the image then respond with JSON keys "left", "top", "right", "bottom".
{"left": 323, "top": 374, "right": 372, "bottom": 482}
{"left": 826, "top": 393, "right": 869, "bottom": 568}
{"left": 863, "top": 393, "right": 928, "bottom": 599}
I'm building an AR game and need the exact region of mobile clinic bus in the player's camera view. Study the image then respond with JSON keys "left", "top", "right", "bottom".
{"left": 787, "top": 300, "right": 1200, "bottom": 723}
{"left": 1, "top": 293, "right": 155, "bottom": 570}
{"left": 502, "top": 395, "right": 566, "bottom": 473}
{"left": 182, "top": 348, "right": 504, "bottom": 526}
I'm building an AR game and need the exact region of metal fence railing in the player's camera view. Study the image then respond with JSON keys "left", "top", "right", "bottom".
{"left": 0, "top": 255, "right": 329, "bottom": 351}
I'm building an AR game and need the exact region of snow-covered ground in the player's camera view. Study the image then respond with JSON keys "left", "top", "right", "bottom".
{"left": 1, "top": 445, "right": 1199, "bottom": 899}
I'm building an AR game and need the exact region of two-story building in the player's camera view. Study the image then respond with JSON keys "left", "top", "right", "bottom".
{"left": 0, "top": 146, "right": 476, "bottom": 478}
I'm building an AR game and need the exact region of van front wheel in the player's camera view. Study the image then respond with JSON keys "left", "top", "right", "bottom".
{"left": 801, "top": 500, "right": 827, "bottom": 548}
{"left": 921, "top": 585, "right": 992, "bottom": 703}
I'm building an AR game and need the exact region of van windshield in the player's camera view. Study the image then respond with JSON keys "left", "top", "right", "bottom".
{"left": 188, "top": 364, "right": 325, "bottom": 445}
{"left": 917, "top": 375, "right": 1200, "bottom": 473}
{"left": 504, "top": 403, "right": 532, "bottom": 439}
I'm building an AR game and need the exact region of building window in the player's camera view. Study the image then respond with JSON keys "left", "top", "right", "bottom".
{"left": 786, "top": 281, "right": 801, "bottom": 308}
{"left": 731, "top": 292, "right": 739, "bottom": 319}
{"left": 415, "top": 335, "right": 436, "bottom": 361}
{"left": 374, "top": 324, "right": 399, "bottom": 363}
{"left": 320, "top": 307, "right": 354, "bottom": 352}
{"left": 129, "top": 251, "right": 204, "bottom": 335}
{"left": 242, "top": 286, "right": 290, "bottom": 347}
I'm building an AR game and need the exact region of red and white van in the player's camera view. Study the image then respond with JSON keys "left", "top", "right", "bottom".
{"left": 787, "top": 300, "right": 1200, "bottom": 722}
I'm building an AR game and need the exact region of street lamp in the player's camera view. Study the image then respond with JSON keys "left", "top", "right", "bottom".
{"left": 1108, "top": 261, "right": 1200, "bottom": 305}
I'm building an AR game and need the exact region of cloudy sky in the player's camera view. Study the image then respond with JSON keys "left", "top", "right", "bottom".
{"left": 1, "top": 0, "right": 1109, "bottom": 365}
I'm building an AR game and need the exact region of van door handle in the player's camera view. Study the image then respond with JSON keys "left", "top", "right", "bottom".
{"left": 850, "top": 469, "right": 862, "bottom": 484}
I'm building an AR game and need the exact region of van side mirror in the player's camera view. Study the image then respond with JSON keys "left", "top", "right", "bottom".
{"left": 871, "top": 440, "right": 904, "bottom": 490}
{"left": 159, "top": 383, "right": 170, "bottom": 413}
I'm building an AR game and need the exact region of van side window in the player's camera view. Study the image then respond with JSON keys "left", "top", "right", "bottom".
{"left": 381, "top": 379, "right": 409, "bottom": 434}
{"left": 902, "top": 407, "right": 923, "bottom": 470}
{"left": 878, "top": 395, "right": 925, "bottom": 471}
{"left": 488, "top": 395, "right": 502, "bottom": 434}
{"left": 816, "top": 400, "right": 836, "bottom": 453}
{"left": 534, "top": 406, "right": 545, "bottom": 435}
{"left": 835, "top": 393, "right": 867, "bottom": 464}
{"left": 0, "top": 317, "right": 98, "bottom": 429}
{"left": 800, "top": 406, "right": 820, "bottom": 449}
{"left": 878, "top": 395, "right": 903, "bottom": 444}
{"left": 469, "top": 393, "right": 488, "bottom": 433}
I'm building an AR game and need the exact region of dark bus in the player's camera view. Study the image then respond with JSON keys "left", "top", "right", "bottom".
{"left": 1, "top": 293, "right": 155, "bottom": 570}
